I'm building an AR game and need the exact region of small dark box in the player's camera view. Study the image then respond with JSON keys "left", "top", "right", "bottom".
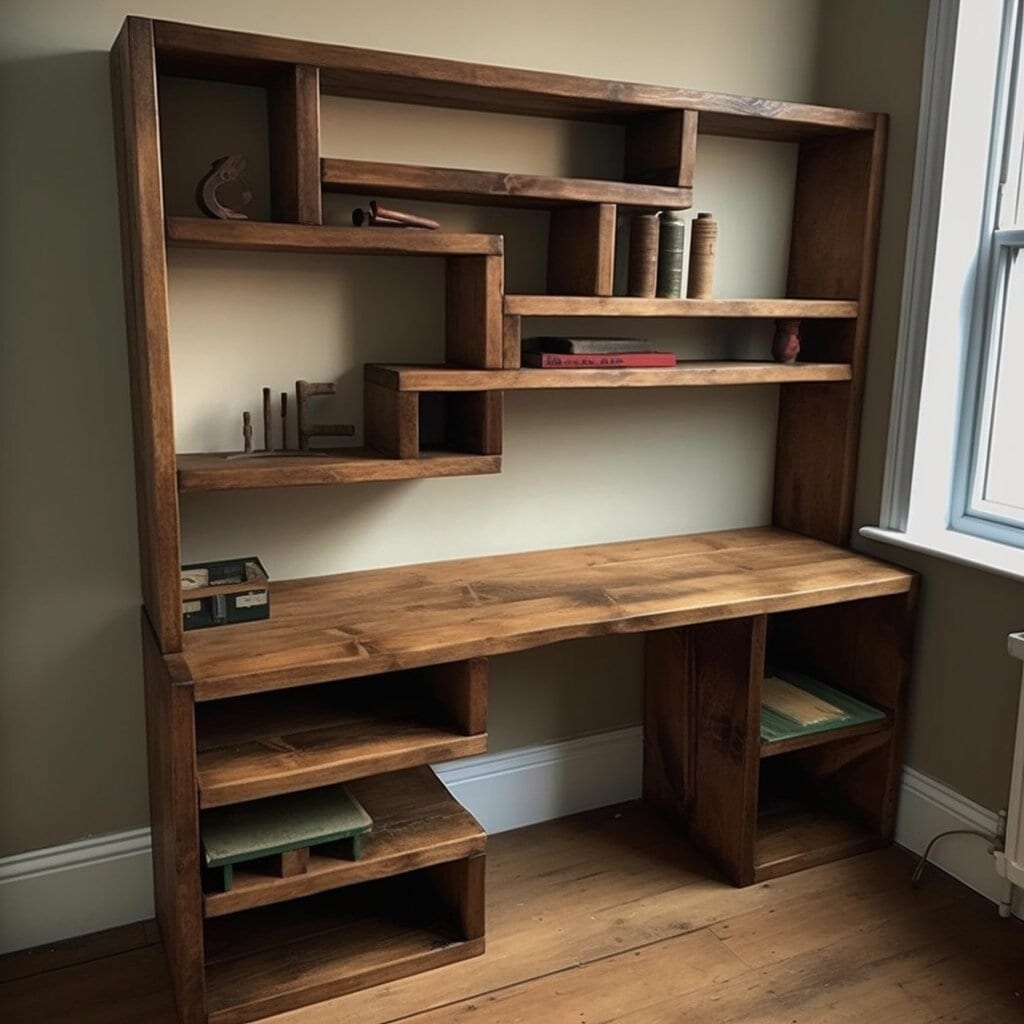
{"left": 181, "top": 557, "right": 269, "bottom": 631}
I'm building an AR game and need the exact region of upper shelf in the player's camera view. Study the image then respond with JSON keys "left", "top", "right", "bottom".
{"left": 165, "top": 217, "right": 502, "bottom": 256}
{"left": 504, "top": 296, "right": 859, "bottom": 318}
{"left": 151, "top": 19, "right": 878, "bottom": 142}
{"left": 179, "top": 527, "right": 915, "bottom": 700}
{"left": 321, "top": 157, "right": 692, "bottom": 211}
{"left": 366, "top": 362, "right": 853, "bottom": 392}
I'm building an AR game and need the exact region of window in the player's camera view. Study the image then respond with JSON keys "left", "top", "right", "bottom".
{"left": 956, "top": 0, "right": 1024, "bottom": 543}
{"left": 863, "top": 0, "right": 1024, "bottom": 580}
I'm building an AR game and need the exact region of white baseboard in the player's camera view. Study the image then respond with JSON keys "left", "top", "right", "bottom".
{"left": 0, "top": 727, "right": 1015, "bottom": 954}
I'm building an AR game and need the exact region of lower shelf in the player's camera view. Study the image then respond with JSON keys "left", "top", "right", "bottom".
{"left": 203, "top": 767, "right": 486, "bottom": 917}
{"left": 753, "top": 791, "right": 884, "bottom": 883}
{"left": 176, "top": 448, "right": 501, "bottom": 491}
{"left": 204, "top": 869, "right": 484, "bottom": 1024}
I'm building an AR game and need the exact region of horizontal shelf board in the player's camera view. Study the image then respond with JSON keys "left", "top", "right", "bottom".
{"left": 181, "top": 527, "right": 915, "bottom": 700}
{"left": 176, "top": 448, "right": 501, "bottom": 491}
{"left": 204, "top": 875, "right": 481, "bottom": 1024}
{"left": 754, "top": 794, "right": 884, "bottom": 882}
{"left": 195, "top": 686, "right": 487, "bottom": 806}
{"left": 153, "top": 20, "right": 877, "bottom": 141}
{"left": 366, "top": 361, "right": 853, "bottom": 392}
{"left": 504, "top": 296, "right": 859, "bottom": 318}
{"left": 165, "top": 217, "right": 502, "bottom": 256}
{"left": 760, "top": 671, "right": 889, "bottom": 757}
{"left": 203, "top": 767, "right": 486, "bottom": 918}
{"left": 321, "top": 157, "right": 691, "bottom": 210}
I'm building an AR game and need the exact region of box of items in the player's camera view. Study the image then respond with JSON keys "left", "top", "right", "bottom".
{"left": 181, "top": 557, "right": 269, "bottom": 631}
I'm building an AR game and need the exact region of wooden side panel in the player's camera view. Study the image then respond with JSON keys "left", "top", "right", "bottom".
{"left": 547, "top": 204, "right": 616, "bottom": 296}
{"left": 770, "top": 584, "right": 918, "bottom": 836}
{"left": 142, "top": 612, "right": 204, "bottom": 1024}
{"left": 111, "top": 18, "right": 183, "bottom": 653}
{"left": 423, "top": 658, "right": 488, "bottom": 735}
{"left": 364, "top": 382, "right": 419, "bottom": 458}
{"left": 502, "top": 314, "right": 522, "bottom": 368}
{"left": 774, "top": 118, "right": 887, "bottom": 545}
{"left": 429, "top": 855, "right": 486, "bottom": 941}
{"left": 268, "top": 64, "right": 322, "bottom": 224}
{"left": 644, "top": 616, "right": 765, "bottom": 885}
{"left": 625, "top": 109, "right": 698, "bottom": 188}
{"left": 446, "top": 255, "right": 504, "bottom": 367}
{"left": 444, "top": 392, "right": 503, "bottom": 455}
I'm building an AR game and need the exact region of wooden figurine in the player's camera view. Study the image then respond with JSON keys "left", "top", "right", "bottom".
{"left": 242, "top": 411, "right": 253, "bottom": 453}
{"left": 772, "top": 318, "right": 802, "bottom": 363}
{"left": 295, "top": 380, "right": 356, "bottom": 450}
{"left": 196, "top": 154, "right": 252, "bottom": 220}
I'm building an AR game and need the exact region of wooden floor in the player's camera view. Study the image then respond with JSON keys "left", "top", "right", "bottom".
{"left": 4, "top": 802, "right": 1023, "bottom": 1023}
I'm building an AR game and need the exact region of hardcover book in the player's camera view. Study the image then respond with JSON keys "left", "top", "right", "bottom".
{"left": 524, "top": 352, "right": 677, "bottom": 368}
{"left": 523, "top": 336, "right": 654, "bottom": 355}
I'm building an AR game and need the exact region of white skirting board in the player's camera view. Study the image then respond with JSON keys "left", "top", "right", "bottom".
{"left": 0, "top": 726, "right": 1015, "bottom": 955}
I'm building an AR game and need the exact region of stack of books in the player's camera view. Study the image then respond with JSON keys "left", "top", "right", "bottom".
{"left": 523, "top": 337, "right": 677, "bottom": 368}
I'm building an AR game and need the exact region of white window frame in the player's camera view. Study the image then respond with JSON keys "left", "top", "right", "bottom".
{"left": 862, "top": 0, "right": 1024, "bottom": 581}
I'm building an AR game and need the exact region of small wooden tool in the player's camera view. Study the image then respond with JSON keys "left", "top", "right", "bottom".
{"left": 279, "top": 391, "right": 289, "bottom": 451}
{"left": 196, "top": 154, "right": 252, "bottom": 220}
{"left": 262, "top": 387, "right": 273, "bottom": 451}
{"left": 242, "top": 411, "right": 253, "bottom": 454}
{"left": 295, "top": 380, "right": 355, "bottom": 451}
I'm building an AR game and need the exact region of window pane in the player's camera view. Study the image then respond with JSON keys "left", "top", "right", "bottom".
{"left": 980, "top": 248, "right": 1024, "bottom": 513}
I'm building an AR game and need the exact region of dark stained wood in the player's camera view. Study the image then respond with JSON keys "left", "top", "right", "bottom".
{"left": 111, "top": 18, "right": 182, "bottom": 653}
{"left": 502, "top": 313, "right": 521, "bottom": 368}
{"left": 445, "top": 255, "right": 504, "bottom": 367}
{"left": 140, "top": 613, "right": 204, "bottom": 1024}
{"left": 363, "top": 382, "right": 419, "bottom": 459}
{"left": 180, "top": 527, "right": 915, "bottom": 699}
{"left": 429, "top": 854, "right": 486, "bottom": 941}
{"left": 504, "top": 294, "right": 859, "bottom": 318}
{"left": 276, "top": 847, "right": 310, "bottom": 878}
{"left": 267, "top": 64, "right": 321, "bottom": 224}
{"left": 625, "top": 109, "right": 699, "bottom": 187}
{"left": 441, "top": 392, "right": 503, "bottom": 455}
{"left": 176, "top": 448, "right": 500, "bottom": 491}
{"left": 202, "top": 767, "right": 487, "bottom": 918}
{"left": 194, "top": 678, "right": 488, "bottom": 806}
{"left": 165, "top": 217, "right": 502, "bottom": 255}
{"left": 365, "top": 361, "right": 854, "bottom": 391}
{"left": 546, "top": 203, "right": 616, "bottom": 296}
{"left": 321, "top": 157, "right": 690, "bottom": 210}
{"left": 202, "top": 869, "right": 485, "bottom": 1024}
{"left": 753, "top": 790, "right": 884, "bottom": 881}
{"left": 151, "top": 20, "right": 877, "bottom": 140}
{"left": 773, "top": 117, "right": 888, "bottom": 545}
{"left": 424, "top": 658, "right": 488, "bottom": 735}
{"left": 644, "top": 617, "right": 764, "bottom": 885}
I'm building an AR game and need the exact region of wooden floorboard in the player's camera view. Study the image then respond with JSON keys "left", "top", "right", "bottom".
{"left": 3, "top": 803, "right": 1022, "bottom": 1024}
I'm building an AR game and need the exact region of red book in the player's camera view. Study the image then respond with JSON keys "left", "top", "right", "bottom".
{"left": 524, "top": 352, "right": 677, "bottom": 368}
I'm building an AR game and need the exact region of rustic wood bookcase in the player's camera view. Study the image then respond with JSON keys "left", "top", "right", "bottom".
{"left": 111, "top": 17, "right": 917, "bottom": 1024}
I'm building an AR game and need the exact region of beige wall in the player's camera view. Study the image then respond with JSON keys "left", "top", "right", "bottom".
{"left": 815, "top": 0, "right": 1024, "bottom": 812}
{"left": 5, "top": 0, "right": 1007, "bottom": 860}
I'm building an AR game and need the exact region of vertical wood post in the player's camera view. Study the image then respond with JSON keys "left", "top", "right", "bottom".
{"left": 547, "top": 203, "right": 616, "bottom": 296}
{"left": 142, "top": 613, "right": 205, "bottom": 1023}
{"left": 111, "top": 17, "right": 183, "bottom": 653}
{"left": 625, "top": 109, "right": 698, "bottom": 188}
{"left": 773, "top": 117, "right": 887, "bottom": 545}
{"left": 268, "top": 64, "right": 322, "bottom": 225}
{"left": 644, "top": 615, "right": 765, "bottom": 885}
{"left": 446, "top": 254, "right": 504, "bottom": 367}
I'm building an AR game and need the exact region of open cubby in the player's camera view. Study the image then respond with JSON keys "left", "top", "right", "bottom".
{"left": 203, "top": 857, "right": 484, "bottom": 1024}
{"left": 194, "top": 659, "right": 488, "bottom": 807}
{"left": 201, "top": 767, "right": 486, "bottom": 917}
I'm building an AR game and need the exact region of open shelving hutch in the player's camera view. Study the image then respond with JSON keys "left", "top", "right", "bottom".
{"left": 111, "top": 17, "right": 918, "bottom": 1024}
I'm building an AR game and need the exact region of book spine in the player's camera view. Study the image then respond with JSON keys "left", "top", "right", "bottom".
{"left": 526, "top": 353, "right": 677, "bottom": 368}
{"left": 656, "top": 211, "right": 685, "bottom": 298}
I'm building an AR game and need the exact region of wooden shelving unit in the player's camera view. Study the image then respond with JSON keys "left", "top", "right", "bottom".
{"left": 111, "top": 16, "right": 915, "bottom": 1024}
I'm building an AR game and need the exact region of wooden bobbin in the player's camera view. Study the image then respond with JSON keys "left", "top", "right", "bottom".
{"left": 687, "top": 212, "right": 718, "bottom": 299}
{"left": 628, "top": 213, "right": 660, "bottom": 297}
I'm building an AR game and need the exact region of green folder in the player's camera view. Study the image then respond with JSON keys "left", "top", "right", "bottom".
{"left": 761, "top": 669, "right": 886, "bottom": 746}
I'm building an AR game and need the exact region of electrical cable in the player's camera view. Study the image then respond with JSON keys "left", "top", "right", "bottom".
{"left": 910, "top": 828, "right": 996, "bottom": 887}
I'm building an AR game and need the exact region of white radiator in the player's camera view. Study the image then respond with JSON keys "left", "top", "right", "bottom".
{"left": 997, "top": 632, "right": 1024, "bottom": 914}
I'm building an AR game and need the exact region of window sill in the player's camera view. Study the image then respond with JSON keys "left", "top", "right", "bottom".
{"left": 859, "top": 525, "right": 1024, "bottom": 584}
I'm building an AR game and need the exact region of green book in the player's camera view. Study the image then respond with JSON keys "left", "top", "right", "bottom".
{"left": 761, "top": 670, "right": 886, "bottom": 746}
{"left": 202, "top": 784, "right": 372, "bottom": 891}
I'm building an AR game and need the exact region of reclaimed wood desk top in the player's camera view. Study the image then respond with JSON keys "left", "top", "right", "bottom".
{"left": 180, "top": 527, "right": 915, "bottom": 700}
